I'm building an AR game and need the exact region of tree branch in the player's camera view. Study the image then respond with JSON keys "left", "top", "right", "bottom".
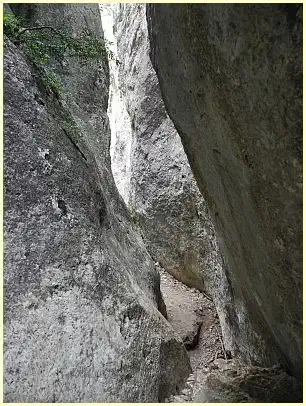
{"left": 15, "top": 26, "right": 66, "bottom": 40}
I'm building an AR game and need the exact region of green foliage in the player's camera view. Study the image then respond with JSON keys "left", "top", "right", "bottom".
{"left": 3, "top": 9, "right": 107, "bottom": 67}
{"left": 22, "top": 27, "right": 107, "bottom": 66}
{"left": 4, "top": 9, "right": 107, "bottom": 98}
{"left": 25, "top": 30, "right": 53, "bottom": 65}
{"left": 3, "top": 11, "right": 23, "bottom": 38}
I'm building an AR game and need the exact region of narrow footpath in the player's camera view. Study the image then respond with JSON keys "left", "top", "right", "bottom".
{"left": 158, "top": 266, "right": 223, "bottom": 402}
{"left": 158, "top": 265, "right": 302, "bottom": 403}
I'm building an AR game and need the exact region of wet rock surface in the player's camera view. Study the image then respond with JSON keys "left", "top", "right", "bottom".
{"left": 147, "top": 3, "right": 302, "bottom": 383}
{"left": 4, "top": 4, "right": 191, "bottom": 402}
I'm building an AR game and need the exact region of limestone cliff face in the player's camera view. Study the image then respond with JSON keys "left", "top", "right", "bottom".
{"left": 107, "top": 4, "right": 226, "bottom": 298}
{"left": 147, "top": 4, "right": 302, "bottom": 378}
{"left": 100, "top": 5, "right": 134, "bottom": 205}
{"left": 4, "top": 4, "right": 190, "bottom": 402}
{"left": 102, "top": 5, "right": 242, "bottom": 358}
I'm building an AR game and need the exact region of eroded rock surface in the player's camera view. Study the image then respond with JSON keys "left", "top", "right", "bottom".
{"left": 160, "top": 268, "right": 301, "bottom": 403}
{"left": 103, "top": 5, "right": 233, "bottom": 311}
{"left": 193, "top": 359, "right": 302, "bottom": 403}
{"left": 147, "top": 3, "right": 302, "bottom": 381}
{"left": 4, "top": 4, "right": 191, "bottom": 402}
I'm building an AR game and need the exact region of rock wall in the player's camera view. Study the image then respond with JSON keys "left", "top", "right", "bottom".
{"left": 100, "top": 5, "right": 134, "bottom": 205}
{"left": 193, "top": 359, "right": 302, "bottom": 403}
{"left": 4, "top": 4, "right": 191, "bottom": 402}
{"left": 107, "top": 4, "right": 226, "bottom": 298}
{"left": 147, "top": 4, "right": 302, "bottom": 378}
{"left": 102, "top": 4, "right": 246, "bottom": 360}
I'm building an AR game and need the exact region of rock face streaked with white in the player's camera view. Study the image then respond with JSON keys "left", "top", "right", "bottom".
{"left": 103, "top": 4, "right": 232, "bottom": 312}
{"left": 4, "top": 4, "right": 191, "bottom": 402}
{"left": 100, "top": 4, "right": 133, "bottom": 204}
{"left": 101, "top": 3, "right": 240, "bottom": 363}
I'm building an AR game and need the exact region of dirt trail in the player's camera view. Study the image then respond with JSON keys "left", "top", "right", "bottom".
{"left": 158, "top": 266, "right": 302, "bottom": 403}
{"left": 158, "top": 266, "right": 223, "bottom": 402}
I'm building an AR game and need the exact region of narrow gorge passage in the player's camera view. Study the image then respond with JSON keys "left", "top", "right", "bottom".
{"left": 4, "top": 3, "right": 302, "bottom": 403}
{"left": 99, "top": 4, "right": 302, "bottom": 402}
{"left": 100, "top": 5, "right": 228, "bottom": 400}
{"left": 99, "top": 3, "right": 302, "bottom": 402}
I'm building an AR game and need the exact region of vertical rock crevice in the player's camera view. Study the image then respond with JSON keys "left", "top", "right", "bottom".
{"left": 4, "top": 3, "right": 302, "bottom": 402}
{"left": 100, "top": 3, "right": 240, "bottom": 361}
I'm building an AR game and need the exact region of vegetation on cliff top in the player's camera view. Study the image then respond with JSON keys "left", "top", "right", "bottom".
{"left": 4, "top": 9, "right": 107, "bottom": 97}
{"left": 4, "top": 10, "right": 107, "bottom": 65}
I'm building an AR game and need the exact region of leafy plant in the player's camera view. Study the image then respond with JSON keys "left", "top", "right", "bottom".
{"left": 20, "top": 27, "right": 106, "bottom": 66}
{"left": 4, "top": 9, "right": 108, "bottom": 99}
{"left": 3, "top": 11, "right": 23, "bottom": 38}
{"left": 4, "top": 9, "right": 107, "bottom": 66}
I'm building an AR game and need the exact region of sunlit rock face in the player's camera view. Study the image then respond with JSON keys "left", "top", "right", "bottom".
{"left": 147, "top": 3, "right": 302, "bottom": 378}
{"left": 4, "top": 4, "right": 191, "bottom": 402}
{"left": 104, "top": 3, "right": 226, "bottom": 316}
{"left": 102, "top": 3, "right": 241, "bottom": 361}
{"left": 100, "top": 4, "right": 134, "bottom": 204}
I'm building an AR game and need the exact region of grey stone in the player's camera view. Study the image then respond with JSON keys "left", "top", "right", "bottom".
{"left": 4, "top": 4, "right": 191, "bottom": 402}
{"left": 193, "top": 360, "right": 302, "bottom": 403}
{"left": 101, "top": 4, "right": 239, "bottom": 358}
{"left": 107, "top": 4, "right": 222, "bottom": 294}
{"left": 147, "top": 3, "right": 302, "bottom": 381}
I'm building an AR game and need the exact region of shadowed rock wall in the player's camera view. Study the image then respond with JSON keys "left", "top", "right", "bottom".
{"left": 147, "top": 4, "right": 302, "bottom": 378}
{"left": 105, "top": 3, "right": 241, "bottom": 359}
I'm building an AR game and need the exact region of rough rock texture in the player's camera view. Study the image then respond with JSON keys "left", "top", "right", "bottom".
{"left": 99, "top": 5, "right": 134, "bottom": 205}
{"left": 4, "top": 4, "right": 191, "bottom": 402}
{"left": 102, "top": 4, "right": 241, "bottom": 360}
{"left": 159, "top": 265, "right": 223, "bottom": 403}
{"left": 147, "top": 3, "right": 302, "bottom": 381}
{"left": 161, "top": 268, "right": 301, "bottom": 403}
{"left": 104, "top": 4, "right": 228, "bottom": 298}
{"left": 158, "top": 265, "right": 216, "bottom": 350}
{"left": 193, "top": 359, "right": 302, "bottom": 403}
